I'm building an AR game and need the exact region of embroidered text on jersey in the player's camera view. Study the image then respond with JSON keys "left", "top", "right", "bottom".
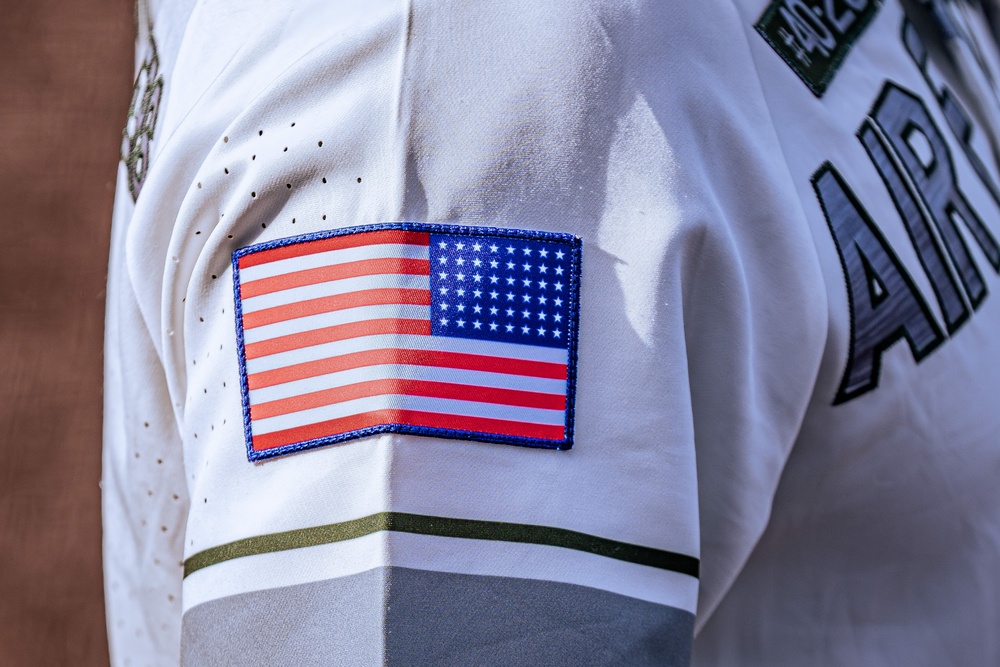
{"left": 121, "top": 32, "right": 163, "bottom": 202}
{"left": 232, "top": 223, "right": 582, "bottom": 461}
{"left": 814, "top": 17, "right": 1000, "bottom": 403}
{"left": 756, "top": 0, "right": 883, "bottom": 97}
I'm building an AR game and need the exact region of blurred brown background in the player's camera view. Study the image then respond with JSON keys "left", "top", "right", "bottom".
{"left": 0, "top": 1, "right": 134, "bottom": 664}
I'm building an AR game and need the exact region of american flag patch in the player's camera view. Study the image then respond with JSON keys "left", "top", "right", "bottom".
{"left": 232, "top": 223, "right": 582, "bottom": 461}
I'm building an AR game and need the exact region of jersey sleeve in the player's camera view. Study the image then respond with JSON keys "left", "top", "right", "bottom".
{"left": 104, "top": 1, "right": 828, "bottom": 665}
{"left": 103, "top": 7, "right": 189, "bottom": 662}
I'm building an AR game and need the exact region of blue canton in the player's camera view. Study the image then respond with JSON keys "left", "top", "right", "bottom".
{"left": 429, "top": 234, "right": 574, "bottom": 350}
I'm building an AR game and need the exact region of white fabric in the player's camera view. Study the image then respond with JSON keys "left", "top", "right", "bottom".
{"left": 103, "top": 0, "right": 1000, "bottom": 664}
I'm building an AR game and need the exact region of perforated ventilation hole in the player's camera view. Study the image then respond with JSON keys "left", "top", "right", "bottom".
{"left": 195, "top": 231, "right": 201, "bottom": 235}
{"left": 227, "top": 234, "right": 233, "bottom": 239}
{"left": 283, "top": 147, "right": 288, "bottom": 152}
{"left": 357, "top": 177, "right": 362, "bottom": 183}
{"left": 224, "top": 167, "right": 229, "bottom": 174}
{"left": 262, "top": 223, "right": 267, "bottom": 229}
{"left": 259, "top": 130, "right": 263, "bottom": 136}
{"left": 143, "top": 422, "right": 149, "bottom": 428}
{"left": 286, "top": 183, "right": 291, "bottom": 189}
{"left": 223, "top": 136, "right": 229, "bottom": 143}
{"left": 199, "top": 317, "right": 204, "bottom": 322}
{"left": 252, "top": 155, "right": 256, "bottom": 160}
{"left": 322, "top": 177, "right": 327, "bottom": 183}
{"left": 291, "top": 122, "right": 296, "bottom": 127}
{"left": 197, "top": 182, "right": 202, "bottom": 189}
{"left": 322, "top": 215, "right": 327, "bottom": 220}
{"left": 292, "top": 218, "right": 296, "bottom": 224}
{"left": 318, "top": 140, "right": 323, "bottom": 147}
{"left": 211, "top": 274, "right": 217, "bottom": 280}
{"left": 251, "top": 191, "right": 256, "bottom": 198}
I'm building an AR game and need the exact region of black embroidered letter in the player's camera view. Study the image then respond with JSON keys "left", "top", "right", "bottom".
{"left": 864, "top": 84, "right": 1000, "bottom": 323}
{"left": 813, "top": 163, "right": 944, "bottom": 403}
{"left": 902, "top": 20, "right": 1000, "bottom": 210}
{"left": 858, "top": 118, "right": 970, "bottom": 332}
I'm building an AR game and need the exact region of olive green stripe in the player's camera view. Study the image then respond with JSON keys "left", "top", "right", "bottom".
{"left": 183, "top": 512, "right": 699, "bottom": 579}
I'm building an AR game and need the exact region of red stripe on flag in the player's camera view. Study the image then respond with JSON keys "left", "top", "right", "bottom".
{"left": 250, "top": 378, "right": 567, "bottom": 420}
{"left": 242, "top": 288, "right": 431, "bottom": 329}
{"left": 251, "top": 409, "right": 565, "bottom": 451}
{"left": 240, "top": 258, "right": 431, "bottom": 299}
{"left": 238, "top": 230, "right": 430, "bottom": 269}
{"left": 248, "top": 348, "right": 568, "bottom": 390}
{"left": 245, "top": 318, "right": 431, "bottom": 360}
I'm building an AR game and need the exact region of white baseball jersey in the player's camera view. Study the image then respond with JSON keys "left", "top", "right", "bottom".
{"left": 104, "top": 0, "right": 1000, "bottom": 664}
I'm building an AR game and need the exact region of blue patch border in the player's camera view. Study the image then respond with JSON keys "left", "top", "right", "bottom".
{"left": 232, "top": 222, "right": 582, "bottom": 462}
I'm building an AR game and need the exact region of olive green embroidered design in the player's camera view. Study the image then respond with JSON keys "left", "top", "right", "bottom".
{"left": 121, "top": 33, "right": 163, "bottom": 201}
{"left": 756, "top": 0, "right": 883, "bottom": 97}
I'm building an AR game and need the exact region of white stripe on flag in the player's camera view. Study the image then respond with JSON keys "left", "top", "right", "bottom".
{"left": 243, "top": 305, "right": 431, "bottom": 345}
{"left": 238, "top": 243, "right": 429, "bottom": 283}
{"left": 251, "top": 394, "right": 566, "bottom": 436}
{"left": 241, "top": 274, "right": 430, "bottom": 313}
{"left": 246, "top": 332, "right": 569, "bottom": 373}
{"left": 249, "top": 364, "right": 567, "bottom": 405}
